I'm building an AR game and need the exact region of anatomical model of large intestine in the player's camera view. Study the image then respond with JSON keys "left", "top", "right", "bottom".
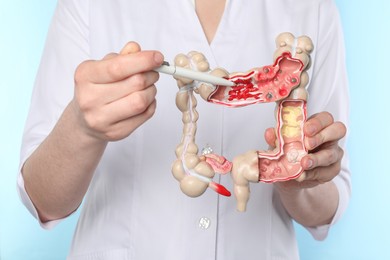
{"left": 171, "top": 32, "right": 314, "bottom": 211}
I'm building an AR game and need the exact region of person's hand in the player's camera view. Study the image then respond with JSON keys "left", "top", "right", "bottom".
{"left": 266, "top": 111, "right": 347, "bottom": 190}
{"left": 71, "top": 41, "right": 164, "bottom": 142}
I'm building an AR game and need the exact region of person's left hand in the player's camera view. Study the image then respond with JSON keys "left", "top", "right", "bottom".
{"left": 265, "top": 111, "right": 347, "bottom": 190}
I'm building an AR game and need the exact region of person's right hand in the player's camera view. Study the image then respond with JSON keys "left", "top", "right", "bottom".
{"left": 71, "top": 41, "right": 164, "bottom": 142}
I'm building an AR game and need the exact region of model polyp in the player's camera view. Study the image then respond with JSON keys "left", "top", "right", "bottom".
{"left": 171, "top": 32, "right": 313, "bottom": 211}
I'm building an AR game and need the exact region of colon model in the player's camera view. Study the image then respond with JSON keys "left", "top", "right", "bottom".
{"left": 172, "top": 32, "right": 314, "bottom": 211}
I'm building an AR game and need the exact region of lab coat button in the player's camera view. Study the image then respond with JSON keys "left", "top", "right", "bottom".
{"left": 198, "top": 217, "right": 211, "bottom": 229}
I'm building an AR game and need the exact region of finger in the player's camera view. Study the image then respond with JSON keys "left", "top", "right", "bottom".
{"left": 102, "top": 41, "right": 141, "bottom": 60}
{"left": 103, "top": 100, "right": 157, "bottom": 141}
{"left": 295, "top": 172, "right": 306, "bottom": 182}
{"left": 98, "top": 71, "right": 160, "bottom": 104}
{"left": 301, "top": 145, "right": 344, "bottom": 170}
{"left": 300, "top": 160, "right": 342, "bottom": 183}
{"left": 104, "top": 85, "right": 158, "bottom": 122}
{"left": 102, "top": 52, "right": 119, "bottom": 60}
{"left": 304, "top": 112, "right": 334, "bottom": 137}
{"left": 76, "top": 70, "right": 160, "bottom": 110}
{"left": 264, "top": 127, "right": 277, "bottom": 148}
{"left": 77, "top": 43, "right": 142, "bottom": 85}
{"left": 82, "top": 50, "right": 164, "bottom": 83}
{"left": 120, "top": 41, "right": 141, "bottom": 55}
{"left": 305, "top": 121, "right": 347, "bottom": 150}
{"left": 275, "top": 175, "right": 318, "bottom": 190}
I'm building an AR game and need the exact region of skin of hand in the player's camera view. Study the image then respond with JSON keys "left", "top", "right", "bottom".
{"left": 266, "top": 111, "right": 347, "bottom": 227}
{"left": 73, "top": 41, "right": 163, "bottom": 142}
{"left": 22, "top": 42, "right": 164, "bottom": 222}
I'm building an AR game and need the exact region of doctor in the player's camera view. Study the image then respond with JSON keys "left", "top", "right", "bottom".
{"left": 18, "top": 0, "right": 350, "bottom": 259}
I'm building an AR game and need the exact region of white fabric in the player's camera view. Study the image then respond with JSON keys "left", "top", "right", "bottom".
{"left": 18, "top": 0, "right": 351, "bottom": 259}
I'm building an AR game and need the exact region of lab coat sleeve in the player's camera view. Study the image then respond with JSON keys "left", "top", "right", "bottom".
{"left": 304, "top": 0, "right": 351, "bottom": 240}
{"left": 17, "top": 0, "right": 90, "bottom": 229}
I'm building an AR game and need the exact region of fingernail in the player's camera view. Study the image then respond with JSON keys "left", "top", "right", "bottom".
{"left": 296, "top": 172, "right": 306, "bottom": 182}
{"left": 306, "top": 159, "right": 313, "bottom": 169}
{"left": 154, "top": 52, "right": 164, "bottom": 64}
{"left": 308, "top": 138, "right": 317, "bottom": 149}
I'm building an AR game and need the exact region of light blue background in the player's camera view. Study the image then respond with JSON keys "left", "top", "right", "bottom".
{"left": 0, "top": 1, "right": 388, "bottom": 259}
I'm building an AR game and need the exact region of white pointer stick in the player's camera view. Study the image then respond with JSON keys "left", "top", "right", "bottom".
{"left": 154, "top": 61, "right": 235, "bottom": 87}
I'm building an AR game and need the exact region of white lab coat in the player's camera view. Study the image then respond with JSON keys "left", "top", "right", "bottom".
{"left": 18, "top": 0, "right": 351, "bottom": 259}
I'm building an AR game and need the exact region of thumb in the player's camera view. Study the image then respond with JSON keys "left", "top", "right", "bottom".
{"left": 120, "top": 41, "right": 141, "bottom": 55}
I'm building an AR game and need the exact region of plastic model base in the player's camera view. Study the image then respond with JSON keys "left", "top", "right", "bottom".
{"left": 170, "top": 32, "right": 314, "bottom": 211}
